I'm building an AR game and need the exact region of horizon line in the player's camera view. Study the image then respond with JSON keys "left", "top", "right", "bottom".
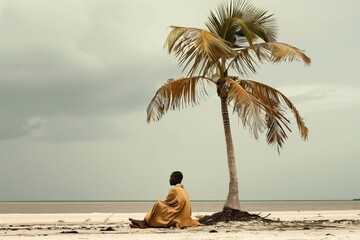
{"left": 0, "top": 199, "right": 358, "bottom": 203}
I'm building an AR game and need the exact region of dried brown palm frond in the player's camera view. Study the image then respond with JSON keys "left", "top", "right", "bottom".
{"left": 165, "top": 26, "right": 235, "bottom": 76}
{"left": 265, "top": 112, "right": 289, "bottom": 153}
{"left": 228, "top": 42, "right": 311, "bottom": 77}
{"left": 224, "top": 77, "right": 307, "bottom": 151}
{"left": 252, "top": 42, "right": 311, "bottom": 65}
{"left": 146, "top": 76, "right": 212, "bottom": 123}
{"left": 224, "top": 77, "right": 266, "bottom": 139}
{"left": 239, "top": 80, "right": 309, "bottom": 141}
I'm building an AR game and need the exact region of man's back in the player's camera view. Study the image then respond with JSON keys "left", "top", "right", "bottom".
{"left": 166, "top": 184, "right": 200, "bottom": 228}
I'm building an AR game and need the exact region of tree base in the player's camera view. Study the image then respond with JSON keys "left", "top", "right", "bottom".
{"left": 198, "top": 207, "right": 272, "bottom": 225}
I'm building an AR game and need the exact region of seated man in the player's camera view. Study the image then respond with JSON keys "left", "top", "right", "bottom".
{"left": 129, "top": 171, "right": 201, "bottom": 229}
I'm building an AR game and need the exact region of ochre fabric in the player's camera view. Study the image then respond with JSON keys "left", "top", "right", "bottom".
{"left": 144, "top": 184, "right": 201, "bottom": 228}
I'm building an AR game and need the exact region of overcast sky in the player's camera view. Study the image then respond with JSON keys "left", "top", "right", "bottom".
{"left": 0, "top": 0, "right": 359, "bottom": 202}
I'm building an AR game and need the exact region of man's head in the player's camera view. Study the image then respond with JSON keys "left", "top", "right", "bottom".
{"left": 169, "top": 171, "right": 183, "bottom": 186}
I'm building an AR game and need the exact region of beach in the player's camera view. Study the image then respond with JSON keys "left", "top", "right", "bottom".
{"left": 1, "top": 210, "right": 360, "bottom": 239}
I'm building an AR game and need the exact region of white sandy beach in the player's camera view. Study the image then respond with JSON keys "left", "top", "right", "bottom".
{"left": 1, "top": 210, "right": 360, "bottom": 239}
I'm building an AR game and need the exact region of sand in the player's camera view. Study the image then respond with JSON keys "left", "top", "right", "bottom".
{"left": 1, "top": 210, "right": 360, "bottom": 239}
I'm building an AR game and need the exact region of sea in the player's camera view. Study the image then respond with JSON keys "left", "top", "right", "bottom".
{"left": 0, "top": 201, "right": 359, "bottom": 214}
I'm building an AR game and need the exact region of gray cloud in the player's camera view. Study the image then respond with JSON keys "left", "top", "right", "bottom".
{"left": 0, "top": 1, "right": 180, "bottom": 140}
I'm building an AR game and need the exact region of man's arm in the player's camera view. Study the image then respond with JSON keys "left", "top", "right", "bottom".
{"left": 164, "top": 188, "right": 178, "bottom": 207}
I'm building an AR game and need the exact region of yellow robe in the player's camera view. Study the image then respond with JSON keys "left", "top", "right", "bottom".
{"left": 144, "top": 184, "right": 201, "bottom": 228}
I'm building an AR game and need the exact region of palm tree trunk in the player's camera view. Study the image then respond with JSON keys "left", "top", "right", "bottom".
{"left": 220, "top": 97, "right": 241, "bottom": 210}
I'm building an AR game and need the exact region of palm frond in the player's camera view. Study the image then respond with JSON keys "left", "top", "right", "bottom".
{"left": 165, "top": 27, "right": 188, "bottom": 53}
{"left": 165, "top": 26, "right": 235, "bottom": 77}
{"left": 265, "top": 113, "right": 288, "bottom": 153}
{"left": 225, "top": 77, "right": 294, "bottom": 149}
{"left": 227, "top": 41, "right": 310, "bottom": 78}
{"left": 224, "top": 77, "right": 266, "bottom": 139}
{"left": 206, "top": 0, "right": 253, "bottom": 41}
{"left": 241, "top": 6, "right": 277, "bottom": 42}
{"left": 252, "top": 42, "right": 311, "bottom": 65}
{"left": 227, "top": 47, "right": 258, "bottom": 76}
{"left": 205, "top": 0, "right": 277, "bottom": 46}
{"left": 239, "top": 80, "right": 309, "bottom": 141}
{"left": 146, "top": 76, "right": 212, "bottom": 123}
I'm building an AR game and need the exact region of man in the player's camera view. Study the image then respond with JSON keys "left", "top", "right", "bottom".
{"left": 129, "top": 171, "right": 201, "bottom": 228}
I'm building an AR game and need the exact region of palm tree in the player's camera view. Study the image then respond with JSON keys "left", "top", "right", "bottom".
{"left": 147, "top": 0, "right": 310, "bottom": 211}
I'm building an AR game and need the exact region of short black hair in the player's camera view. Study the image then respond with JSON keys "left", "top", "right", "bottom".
{"left": 172, "top": 171, "right": 183, "bottom": 182}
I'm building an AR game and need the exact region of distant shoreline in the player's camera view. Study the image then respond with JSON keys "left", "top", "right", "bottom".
{"left": 0, "top": 199, "right": 357, "bottom": 203}
{"left": 1, "top": 200, "right": 359, "bottom": 214}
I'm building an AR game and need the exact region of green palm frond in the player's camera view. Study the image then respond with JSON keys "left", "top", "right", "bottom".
{"left": 239, "top": 80, "right": 309, "bottom": 141}
{"left": 146, "top": 76, "right": 212, "bottom": 123}
{"left": 246, "top": 6, "right": 277, "bottom": 42}
{"left": 206, "top": 0, "right": 277, "bottom": 46}
{"left": 165, "top": 26, "right": 235, "bottom": 77}
{"left": 252, "top": 42, "right": 311, "bottom": 65}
